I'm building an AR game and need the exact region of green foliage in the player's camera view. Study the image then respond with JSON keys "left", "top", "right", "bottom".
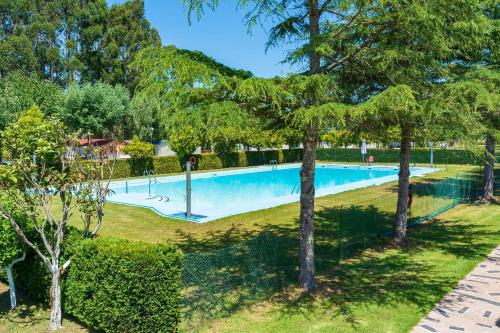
{"left": 105, "top": 150, "right": 304, "bottom": 179}
{"left": 0, "top": 192, "right": 29, "bottom": 268}
{"left": 0, "top": 0, "right": 159, "bottom": 87}
{"left": 61, "top": 82, "right": 130, "bottom": 136}
{"left": 130, "top": 93, "right": 161, "bottom": 141}
{"left": 165, "top": 109, "right": 204, "bottom": 159}
{"left": 316, "top": 148, "right": 479, "bottom": 165}
{"left": 64, "top": 238, "right": 182, "bottom": 333}
{"left": 14, "top": 234, "right": 183, "bottom": 333}
{"left": 131, "top": 45, "right": 263, "bottom": 157}
{"left": 1, "top": 106, "right": 66, "bottom": 163}
{"left": 176, "top": 48, "right": 252, "bottom": 79}
{"left": 123, "top": 136, "right": 154, "bottom": 159}
{"left": 100, "top": 0, "right": 160, "bottom": 88}
{"left": 439, "top": 67, "right": 500, "bottom": 141}
{"left": 0, "top": 73, "right": 62, "bottom": 131}
{"left": 13, "top": 228, "right": 81, "bottom": 303}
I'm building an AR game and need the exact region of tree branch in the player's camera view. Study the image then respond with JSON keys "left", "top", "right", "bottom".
{"left": 322, "top": 22, "right": 388, "bottom": 72}
{"left": 0, "top": 208, "right": 53, "bottom": 271}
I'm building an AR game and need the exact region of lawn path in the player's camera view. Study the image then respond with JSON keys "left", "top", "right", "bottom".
{"left": 411, "top": 245, "right": 500, "bottom": 333}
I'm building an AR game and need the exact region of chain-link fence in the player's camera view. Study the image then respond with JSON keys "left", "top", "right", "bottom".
{"left": 181, "top": 232, "right": 297, "bottom": 331}
{"left": 181, "top": 168, "right": 488, "bottom": 331}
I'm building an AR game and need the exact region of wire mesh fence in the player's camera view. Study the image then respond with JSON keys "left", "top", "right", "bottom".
{"left": 181, "top": 232, "right": 296, "bottom": 331}
{"left": 181, "top": 168, "right": 487, "bottom": 331}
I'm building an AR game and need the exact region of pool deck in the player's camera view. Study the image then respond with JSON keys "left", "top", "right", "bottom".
{"left": 411, "top": 245, "right": 500, "bottom": 333}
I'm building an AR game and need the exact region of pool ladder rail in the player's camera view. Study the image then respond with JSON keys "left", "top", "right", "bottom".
{"left": 269, "top": 160, "right": 278, "bottom": 171}
{"left": 291, "top": 182, "right": 301, "bottom": 195}
{"left": 144, "top": 170, "right": 159, "bottom": 198}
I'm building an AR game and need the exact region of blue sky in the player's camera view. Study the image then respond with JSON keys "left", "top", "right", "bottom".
{"left": 107, "top": 0, "right": 299, "bottom": 77}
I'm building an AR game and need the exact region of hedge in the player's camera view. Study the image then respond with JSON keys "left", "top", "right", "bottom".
{"left": 316, "top": 148, "right": 480, "bottom": 165}
{"left": 64, "top": 238, "right": 182, "bottom": 333}
{"left": 109, "top": 147, "right": 478, "bottom": 179}
{"left": 110, "top": 149, "right": 304, "bottom": 179}
{"left": 15, "top": 236, "right": 182, "bottom": 333}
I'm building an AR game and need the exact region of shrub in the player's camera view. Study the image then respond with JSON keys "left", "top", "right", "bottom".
{"left": 63, "top": 238, "right": 182, "bottom": 333}
{"left": 14, "top": 235, "right": 183, "bottom": 333}
{"left": 123, "top": 136, "right": 154, "bottom": 158}
{"left": 316, "top": 148, "right": 479, "bottom": 165}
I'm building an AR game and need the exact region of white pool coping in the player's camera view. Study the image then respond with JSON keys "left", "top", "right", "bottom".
{"left": 107, "top": 163, "right": 438, "bottom": 223}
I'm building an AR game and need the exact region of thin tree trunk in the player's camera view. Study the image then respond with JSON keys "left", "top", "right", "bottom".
{"left": 299, "top": 125, "right": 317, "bottom": 291}
{"left": 5, "top": 252, "right": 26, "bottom": 309}
{"left": 6, "top": 266, "right": 17, "bottom": 309}
{"left": 482, "top": 133, "right": 495, "bottom": 202}
{"left": 394, "top": 125, "right": 411, "bottom": 244}
{"left": 49, "top": 270, "right": 62, "bottom": 330}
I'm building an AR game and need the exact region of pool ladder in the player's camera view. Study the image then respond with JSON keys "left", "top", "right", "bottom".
{"left": 269, "top": 160, "right": 278, "bottom": 170}
{"left": 144, "top": 170, "right": 158, "bottom": 198}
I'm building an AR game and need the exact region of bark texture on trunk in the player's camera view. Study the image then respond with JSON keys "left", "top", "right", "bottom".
{"left": 49, "top": 270, "right": 62, "bottom": 330}
{"left": 296, "top": 0, "right": 321, "bottom": 292}
{"left": 482, "top": 133, "right": 495, "bottom": 202}
{"left": 299, "top": 125, "right": 317, "bottom": 291}
{"left": 394, "top": 125, "right": 411, "bottom": 244}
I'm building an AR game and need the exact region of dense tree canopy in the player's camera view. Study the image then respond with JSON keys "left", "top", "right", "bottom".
{"left": 0, "top": 0, "right": 159, "bottom": 88}
{"left": 0, "top": 73, "right": 62, "bottom": 131}
{"left": 60, "top": 82, "right": 130, "bottom": 137}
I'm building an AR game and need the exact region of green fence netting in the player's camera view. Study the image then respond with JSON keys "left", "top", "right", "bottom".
{"left": 181, "top": 168, "right": 488, "bottom": 331}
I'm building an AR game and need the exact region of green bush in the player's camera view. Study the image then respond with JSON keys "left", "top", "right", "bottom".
{"left": 64, "top": 238, "right": 182, "bottom": 333}
{"left": 123, "top": 136, "right": 154, "bottom": 158}
{"left": 14, "top": 235, "right": 183, "bottom": 333}
{"left": 316, "top": 148, "right": 479, "bottom": 165}
{"left": 107, "top": 149, "right": 303, "bottom": 179}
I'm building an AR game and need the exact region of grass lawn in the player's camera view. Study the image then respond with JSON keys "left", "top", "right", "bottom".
{"left": 0, "top": 283, "right": 89, "bottom": 333}
{"left": 194, "top": 197, "right": 500, "bottom": 333}
{"left": 68, "top": 163, "right": 479, "bottom": 250}
{"left": 1, "top": 163, "right": 496, "bottom": 333}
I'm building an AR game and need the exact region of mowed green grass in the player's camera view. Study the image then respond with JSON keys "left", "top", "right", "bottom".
{"left": 194, "top": 198, "right": 500, "bottom": 333}
{"left": 1, "top": 184, "right": 498, "bottom": 333}
{"left": 1, "top": 163, "right": 496, "bottom": 333}
{"left": 67, "top": 163, "right": 478, "bottom": 250}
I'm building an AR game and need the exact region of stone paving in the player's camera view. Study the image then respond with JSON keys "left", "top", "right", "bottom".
{"left": 411, "top": 245, "right": 500, "bottom": 333}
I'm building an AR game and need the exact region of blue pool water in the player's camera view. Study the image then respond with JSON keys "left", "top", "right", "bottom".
{"left": 108, "top": 163, "right": 435, "bottom": 223}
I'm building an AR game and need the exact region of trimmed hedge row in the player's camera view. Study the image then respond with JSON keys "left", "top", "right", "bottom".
{"left": 15, "top": 237, "right": 182, "bottom": 333}
{"left": 111, "top": 149, "right": 304, "bottom": 179}
{"left": 316, "top": 148, "right": 480, "bottom": 165}
{"left": 64, "top": 238, "right": 182, "bottom": 333}
{"left": 110, "top": 147, "right": 477, "bottom": 179}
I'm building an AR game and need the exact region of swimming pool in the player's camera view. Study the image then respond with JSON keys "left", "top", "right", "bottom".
{"left": 108, "top": 163, "right": 435, "bottom": 223}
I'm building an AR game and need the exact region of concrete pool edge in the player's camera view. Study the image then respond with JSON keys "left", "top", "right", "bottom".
{"left": 107, "top": 163, "right": 439, "bottom": 223}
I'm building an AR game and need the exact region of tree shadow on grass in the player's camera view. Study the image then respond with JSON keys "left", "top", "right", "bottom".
{"left": 178, "top": 203, "right": 400, "bottom": 330}
{"left": 177, "top": 183, "right": 498, "bottom": 331}
{"left": 269, "top": 206, "right": 497, "bottom": 330}
{"left": 0, "top": 285, "right": 47, "bottom": 326}
{"left": 0, "top": 283, "right": 96, "bottom": 332}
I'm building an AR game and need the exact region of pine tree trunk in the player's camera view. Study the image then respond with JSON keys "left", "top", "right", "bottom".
{"left": 482, "top": 133, "right": 495, "bottom": 202}
{"left": 49, "top": 270, "right": 62, "bottom": 330}
{"left": 394, "top": 125, "right": 411, "bottom": 244}
{"left": 299, "top": 125, "right": 317, "bottom": 291}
